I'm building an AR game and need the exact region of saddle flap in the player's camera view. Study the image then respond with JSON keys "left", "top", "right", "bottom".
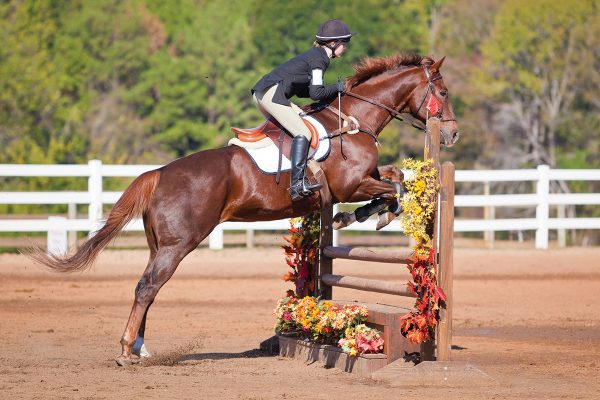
{"left": 231, "top": 118, "right": 319, "bottom": 149}
{"left": 228, "top": 115, "right": 331, "bottom": 175}
{"left": 231, "top": 119, "right": 278, "bottom": 142}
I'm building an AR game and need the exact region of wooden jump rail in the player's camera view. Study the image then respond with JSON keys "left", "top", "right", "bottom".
{"left": 321, "top": 246, "right": 416, "bottom": 297}
{"left": 321, "top": 273, "right": 417, "bottom": 297}
{"left": 322, "top": 246, "right": 413, "bottom": 264}
{"left": 317, "top": 117, "right": 455, "bottom": 366}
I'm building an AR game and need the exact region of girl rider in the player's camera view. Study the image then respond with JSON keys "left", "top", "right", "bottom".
{"left": 251, "top": 19, "right": 355, "bottom": 201}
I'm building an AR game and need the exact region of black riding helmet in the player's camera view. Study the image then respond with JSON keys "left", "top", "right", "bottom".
{"left": 315, "top": 19, "right": 356, "bottom": 43}
{"left": 316, "top": 20, "right": 356, "bottom": 58}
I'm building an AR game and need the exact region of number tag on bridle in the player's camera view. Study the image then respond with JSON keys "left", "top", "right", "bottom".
{"left": 426, "top": 94, "right": 442, "bottom": 117}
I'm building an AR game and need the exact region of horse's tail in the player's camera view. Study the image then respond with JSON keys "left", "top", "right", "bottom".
{"left": 26, "top": 169, "right": 161, "bottom": 273}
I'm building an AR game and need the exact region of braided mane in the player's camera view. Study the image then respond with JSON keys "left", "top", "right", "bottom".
{"left": 347, "top": 54, "right": 434, "bottom": 88}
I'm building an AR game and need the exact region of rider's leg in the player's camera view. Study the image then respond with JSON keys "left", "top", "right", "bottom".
{"left": 254, "top": 85, "right": 321, "bottom": 201}
{"left": 288, "top": 135, "right": 322, "bottom": 200}
{"left": 252, "top": 92, "right": 271, "bottom": 119}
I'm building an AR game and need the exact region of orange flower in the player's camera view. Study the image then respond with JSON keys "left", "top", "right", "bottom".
{"left": 414, "top": 314, "right": 427, "bottom": 329}
{"left": 282, "top": 271, "right": 295, "bottom": 282}
{"left": 406, "top": 329, "right": 426, "bottom": 344}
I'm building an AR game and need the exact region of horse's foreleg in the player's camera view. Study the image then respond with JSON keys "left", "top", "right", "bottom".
{"left": 116, "top": 245, "right": 191, "bottom": 366}
{"left": 377, "top": 164, "right": 404, "bottom": 183}
{"left": 332, "top": 198, "right": 386, "bottom": 229}
{"left": 333, "top": 173, "right": 404, "bottom": 230}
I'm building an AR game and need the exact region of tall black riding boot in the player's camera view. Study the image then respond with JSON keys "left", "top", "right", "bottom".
{"left": 288, "top": 136, "right": 322, "bottom": 201}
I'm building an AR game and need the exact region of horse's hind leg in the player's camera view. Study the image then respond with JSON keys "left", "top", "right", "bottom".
{"left": 131, "top": 218, "right": 157, "bottom": 359}
{"left": 115, "top": 243, "right": 196, "bottom": 366}
{"left": 132, "top": 302, "right": 152, "bottom": 358}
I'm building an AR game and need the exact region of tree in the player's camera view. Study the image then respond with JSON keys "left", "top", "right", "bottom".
{"left": 0, "top": 0, "right": 86, "bottom": 164}
{"left": 477, "top": 0, "right": 600, "bottom": 169}
{"left": 125, "top": 0, "right": 260, "bottom": 157}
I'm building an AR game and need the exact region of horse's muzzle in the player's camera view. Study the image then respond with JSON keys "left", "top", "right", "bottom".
{"left": 440, "top": 123, "right": 460, "bottom": 147}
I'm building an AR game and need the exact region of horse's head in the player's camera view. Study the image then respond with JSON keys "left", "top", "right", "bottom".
{"left": 408, "top": 57, "right": 459, "bottom": 147}
{"left": 344, "top": 54, "right": 459, "bottom": 146}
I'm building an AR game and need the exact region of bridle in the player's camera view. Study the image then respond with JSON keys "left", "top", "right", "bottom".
{"left": 343, "top": 64, "right": 456, "bottom": 131}
{"left": 415, "top": 66, "right": 456, "bottom": 123}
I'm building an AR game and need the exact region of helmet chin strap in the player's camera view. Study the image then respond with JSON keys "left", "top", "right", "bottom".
{"left": 324, "top": 40, "right": 343, "bottom": 58}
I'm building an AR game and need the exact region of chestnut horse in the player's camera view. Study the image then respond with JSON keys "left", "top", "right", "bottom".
{"left": 28, "top": 54, "right": 459, "bottom": 365}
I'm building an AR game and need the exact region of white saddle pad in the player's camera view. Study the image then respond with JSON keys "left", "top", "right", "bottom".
{"left": 228, "top": 115, "right": 331, "bottom": 175}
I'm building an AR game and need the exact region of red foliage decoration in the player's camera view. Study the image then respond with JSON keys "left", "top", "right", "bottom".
{"left": 400, "top": 245, "right": 447, "bottom": 344}
{"left": 398, "top": 159, "right": 446, "bottom": 344}
{"left": 281, "top": 212, "right": 320, "bottom": 297}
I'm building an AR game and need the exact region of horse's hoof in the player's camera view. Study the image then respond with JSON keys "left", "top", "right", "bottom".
{"left": 376, "top": 211, "right": 396, "bottom": 231}
{"left": 115, "top": 354, "right": 141, "bottom": 367}
{"left": 332, "top": 212, "right": 355, "bottom": 230}
{"left": 132, "top": 341, "right": 151, "bottom": 358}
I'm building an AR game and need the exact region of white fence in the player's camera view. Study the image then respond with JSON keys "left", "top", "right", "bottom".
{"left": 1, "top": 161, "right": 599, "bottom": 252}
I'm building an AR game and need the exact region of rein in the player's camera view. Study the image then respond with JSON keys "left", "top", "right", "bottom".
{"left": 343, "top": 90, "right": 426, "bottom": 131}
{"left": 304, "top": 65, "right": 456, "bottom": 147}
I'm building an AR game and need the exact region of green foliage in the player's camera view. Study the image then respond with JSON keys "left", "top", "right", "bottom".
{"left": 0, "top": 0, "right": 598, "bottom": 172}
{"left": 480, "top": 0, "right": 590, "bottom": 98}
{"left": 473, "top": 0, "right": 599, "bottom": 167}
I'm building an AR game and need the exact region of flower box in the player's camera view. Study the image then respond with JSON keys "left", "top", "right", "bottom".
{"left": 278, "top": 335, "right": 388, "bottom": 377}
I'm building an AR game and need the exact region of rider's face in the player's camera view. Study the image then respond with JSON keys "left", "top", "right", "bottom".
{"left": 334, "top": 42, "right": 348, "bottom": 57}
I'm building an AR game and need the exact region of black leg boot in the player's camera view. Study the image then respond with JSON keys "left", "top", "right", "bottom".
{"left": 288, "top": 136, "right": 322, "bottom": 201}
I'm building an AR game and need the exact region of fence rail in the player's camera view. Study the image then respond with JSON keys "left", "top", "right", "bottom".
{"left": 1, "top": 161, "right": 599, "bottom": 251}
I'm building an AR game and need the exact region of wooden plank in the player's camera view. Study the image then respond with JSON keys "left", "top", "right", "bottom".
{"left": 321, "top": 274, "right": 416, "bottom": 298}
{"left": 436, "top": 162, "right": 455, "bottom": 361}
{"left": 319, "top": 207, "right": 333, "bottom": 300}
{"left": 424, "top": 117, "right": 441, "bottom": 172}
{"left": 421, "top": 117, "right": 441, "bottom": 362}
{"left": 278, "top": 335, "right": 388, "bottom": 376}
{"left": 323, "top": 246, "right": 413, "bottom": 264}
{"left": 333, "top": 301, "right": 421, "bottom": 364}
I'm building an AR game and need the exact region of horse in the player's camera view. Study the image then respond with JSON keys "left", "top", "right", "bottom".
{"left": 27, "top": 53, "right": 459, "bottom": 366}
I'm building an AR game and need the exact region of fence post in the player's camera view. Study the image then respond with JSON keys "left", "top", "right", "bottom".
{"left": 209, "top": 224, "right": 224, "bottom": 250}
{"left": 47, "top": 216, "right": 68, "bottom": 256}
{"left": 557, "top": 205, "right": 566, "bottom": 248}
{"left": 88, "top": 160, "right": 103, "bottom": 236}
{"left": 246, "top": 229, "right": 255, "bottom": 248}
{"left": 422, "top": 117, "right": 440, "bottom": 361}
{"left": 483, "top": 181, "right": 495, "bottom": 249}
{"left": 535, "top": 165, "right": 550, "bottom": 249}
{"left": 68, "top": 203, "right": 78, "bottom": 249}
{"left": 332, "top": 204, "right": 339, "bottom": 247}
{"left": 436, "top": 162, "right": 455, "bottom": 362}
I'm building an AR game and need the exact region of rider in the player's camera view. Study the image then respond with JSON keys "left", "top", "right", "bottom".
{"left": 251, "top": 19, "right": 355, "bottom": 201}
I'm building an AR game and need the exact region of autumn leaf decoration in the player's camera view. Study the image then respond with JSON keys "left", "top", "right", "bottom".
{"left": 282, "top": 212, "right": 320, "bottom": 297}
{"left": 400, "top": 158, "right": 446, "bottom": 344}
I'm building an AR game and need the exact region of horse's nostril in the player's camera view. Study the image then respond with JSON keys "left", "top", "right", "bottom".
{"left": 452, "top": 131, "right": 460, "bottom": 142}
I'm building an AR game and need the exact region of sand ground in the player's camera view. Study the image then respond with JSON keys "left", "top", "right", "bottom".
{"left": 1, "top": 245, "right": 599, "bottom": 399}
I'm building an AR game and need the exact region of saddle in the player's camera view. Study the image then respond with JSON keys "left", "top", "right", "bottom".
{"left": 231, "top": 118, "right": 320, "bottom": 159}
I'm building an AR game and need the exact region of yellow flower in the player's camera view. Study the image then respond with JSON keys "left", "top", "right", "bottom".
{"left": 414, "top": 180, "right": 426, "bottom": 196}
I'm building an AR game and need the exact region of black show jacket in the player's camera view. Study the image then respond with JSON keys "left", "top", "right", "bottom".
{"left": 252, "top": 47, "right": 339, "bottom": 105}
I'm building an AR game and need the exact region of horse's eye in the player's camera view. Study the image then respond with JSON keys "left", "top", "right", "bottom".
{"left": 439, "top": 90, "right": 448, "bottom": 97}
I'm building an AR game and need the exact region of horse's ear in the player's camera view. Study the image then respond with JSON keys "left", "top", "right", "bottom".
{"left": 430, "top": 56, "right": 446, "bottom": 74}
